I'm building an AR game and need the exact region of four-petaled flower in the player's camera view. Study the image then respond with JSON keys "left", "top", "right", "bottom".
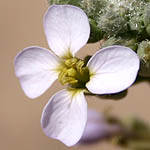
{"left": 14, "top": 5, "right": 139, "bottom": 146}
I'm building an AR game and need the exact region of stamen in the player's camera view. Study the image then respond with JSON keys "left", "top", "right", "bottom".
{"left": 67, "top": 68, "right": 77, "bottom": 77}
{"left": 58, "top": 68, "right": 68, "bottom": 84}
{"left": 61, "top": 77, "right": 78, "bottom": 85}
{"left": 58, "top": 58, "right": 90, "bottom": 88}
{"left": 76, "top": 60, "right": 85, "bottom": 73}
{"left": 65, "top": 58, "right": 78, "bottom": 67}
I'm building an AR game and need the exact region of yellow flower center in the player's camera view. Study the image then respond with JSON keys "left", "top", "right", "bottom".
{"left": 58, "top": 58, "right": 90, "bottom": 88}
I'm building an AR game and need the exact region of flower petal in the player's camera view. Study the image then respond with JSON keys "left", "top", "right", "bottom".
{"left": 86, "top": 46, "right": 139, "bottom": 94}
{"left": 41, "top": 89, "right": 87, "bottom": 146}
{"left": 44, "top": 5, "right": 90, "bottom": 58}
{"left": 80, "top": 109, "right": 122, "bottom": 143}
{"left": 80, "top": 109, "right": 105, "bottom": 143}
{"left": 14, "top": 46, "right": 61, "bottom": 99}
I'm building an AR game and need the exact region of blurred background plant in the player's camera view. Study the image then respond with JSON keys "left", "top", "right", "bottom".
{"left": 79, "top": 109, "right": 150, "bottom": 150}
{"left": 48, "top": 0, "right": 150, "bottom": 78}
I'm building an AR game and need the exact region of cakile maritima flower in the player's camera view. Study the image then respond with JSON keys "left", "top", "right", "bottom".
{"left": 14, "top": 5, "right": 139, "bottom": 146}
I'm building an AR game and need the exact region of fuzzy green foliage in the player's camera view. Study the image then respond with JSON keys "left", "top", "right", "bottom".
{"left": 101, "top": 35, "right": 138, "bottom": 51}
{"left": 143, "top": 4, "right": 150, "bottom": 27}
{"left": 137, "top": 40, "right": 150, "bottom": 77}
{"left": 48, "top": 0, "right": 81, "bottom": 6}
{"left": 114, "top": 117, "right": 150, "bottom": 150}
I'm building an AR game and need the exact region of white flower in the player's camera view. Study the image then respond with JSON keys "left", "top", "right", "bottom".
{"left": 14, "top": 5, "right": 139, "bottom": 146}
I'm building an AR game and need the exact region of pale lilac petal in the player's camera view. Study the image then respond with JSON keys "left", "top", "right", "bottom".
{"left": 14, "top": 46, "right": 61, "bottom": 99}
{"left": 41, "top": 89, "right": 87, "bottom": 146}
{"left": 44, "top": 5, "right": 90, "bottom": 58}
{"left": 80, "top": 109, "right": 105, "bottom": 142}
{"left": 86, "top": 46, "right": 139, "bottom": 94}
{"left": 80, "top": 109, "right": 122, "bottom": 143}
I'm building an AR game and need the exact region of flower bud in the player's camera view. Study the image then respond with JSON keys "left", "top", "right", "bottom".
{"left": 98, "top": 8, "right": 128, "bottom": 37}
{"left": 146, "top": 25, "right": 150, "bottom": 37}
{"left": 143, "top": 4, "right": 150, "bottom": 37}
{"left": 137, "top": 40, "right": 150, "bottom": 77}
{"left": 143, "top": 4, "right": 150, "bottom": 27}
{"left": 101, "top": 36, "right": 137, "bottom": 51}
{"left": 129, "top": 15, "right": 144, "bottom": 34}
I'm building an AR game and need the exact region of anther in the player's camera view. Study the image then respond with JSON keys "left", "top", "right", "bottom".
{"left": 76, "top": 60, "right": 85, "bottom": 73}
{"left": 65, "top": 58, "right": 78, "bottom": 67}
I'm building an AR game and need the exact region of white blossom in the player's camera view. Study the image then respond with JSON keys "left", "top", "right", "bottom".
{"left": 14, "top": 5, "right": 139, "bottom": 146}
